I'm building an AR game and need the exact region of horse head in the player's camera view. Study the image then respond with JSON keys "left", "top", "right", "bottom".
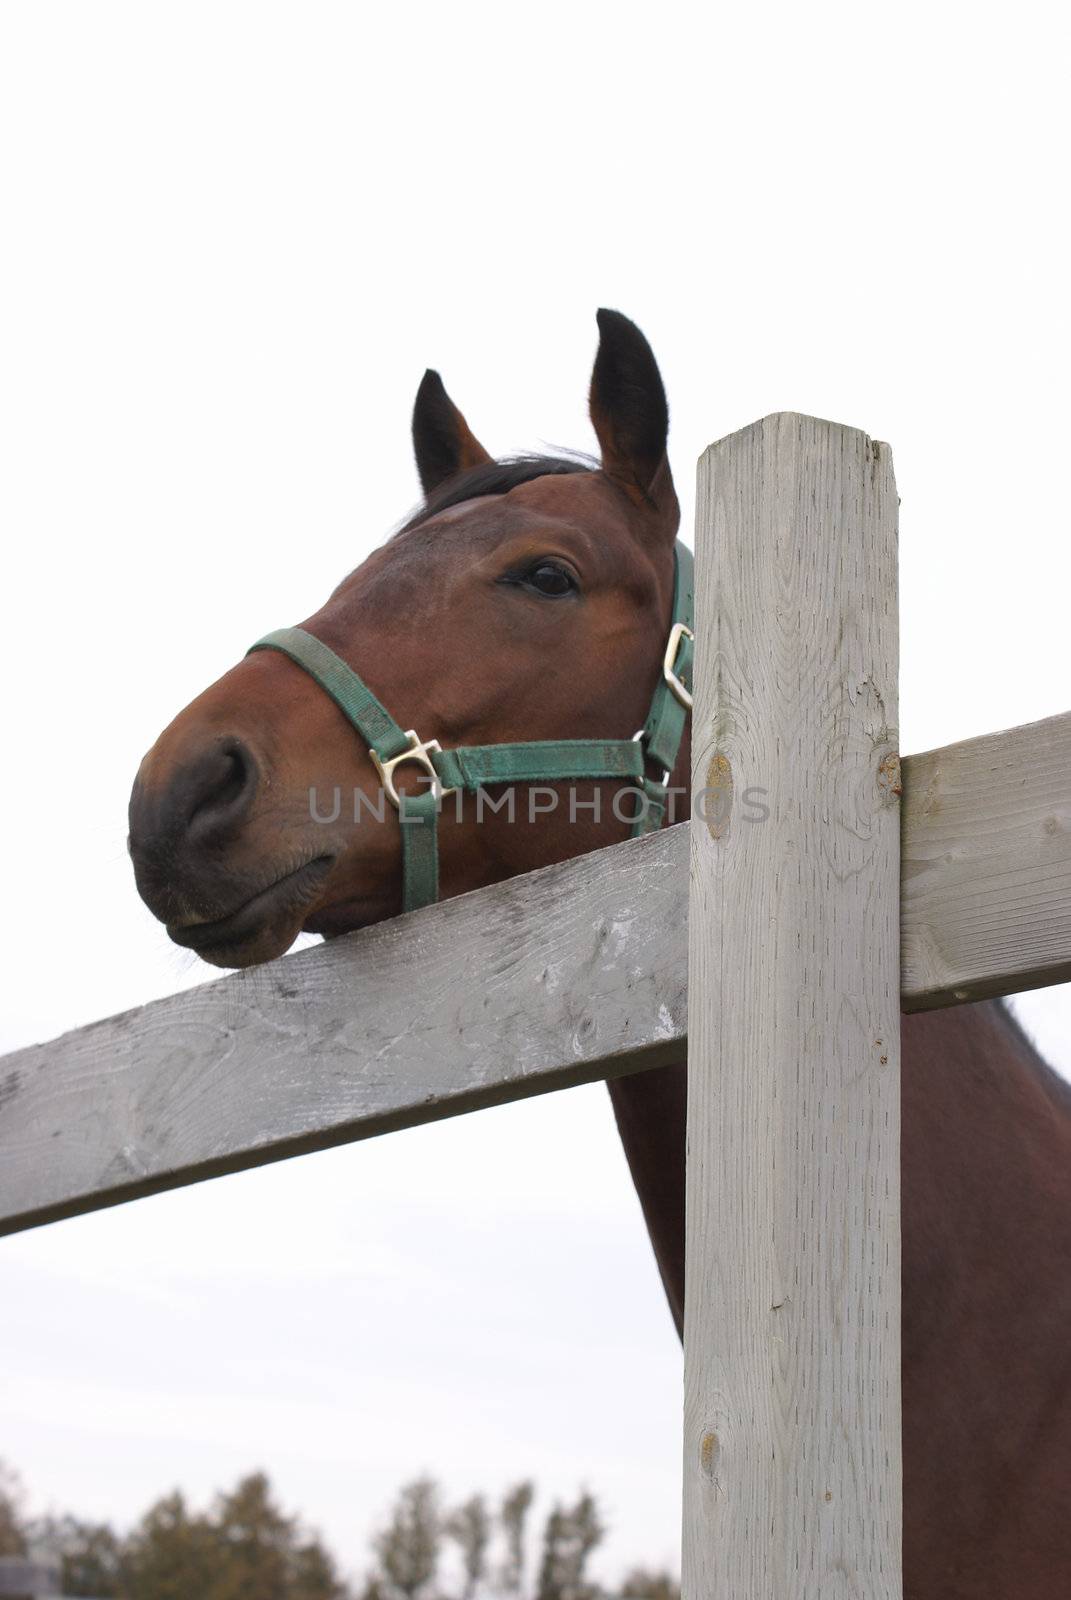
{"left": 128, "top": 310, "right": 689, "bottom": 966}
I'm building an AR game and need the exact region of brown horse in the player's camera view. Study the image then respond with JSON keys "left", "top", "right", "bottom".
{"left": 129, "top": 311, "right": 1071, "bottom": 1599}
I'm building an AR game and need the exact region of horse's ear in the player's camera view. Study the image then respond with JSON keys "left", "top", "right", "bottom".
{"left": 589, "top": 309, "right": 677, "bottom": 533}
{"left": 412, "top": 369, "right": 493, "bottom": 497}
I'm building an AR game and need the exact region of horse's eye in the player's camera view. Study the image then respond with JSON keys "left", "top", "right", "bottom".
{"left": 523, "top": 561, "right": 577, "bottom": 598}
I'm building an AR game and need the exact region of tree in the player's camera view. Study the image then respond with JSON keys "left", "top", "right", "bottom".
{"left": 290, "top": 1537, "right": 350, "bottom": 1600}
{"left": 445, "top": 1494, "right": 490, "bottom": 1600}
{"left": 372, "top": 1477, "right": 441, "bottom": 1600}
{"left": 0, "top": 1458, "right": 682, "bottom": 1600}
{"left": 535, "top": 1507, "right": 568, "bottom": 1600}
{"left": 120, "top": 1490, "right": 220, "bottom": 1600}
{"left": 562, "top": 1493, "right": 602, "bottom": 1600}
{"left": 210, "top": 1471, "right": 296, "bottom": 1600}
{"left": 118, "top": 1473, "right": 351, "bottom": 1600}
{"left": 535, "top": 1493, "right": 604, "bottom": 1600}
{"left": 0, "top": 1460, "right": 27, "bottom": 1557}
{"left": 28, "top": 1514, "right": 122, "bottom": 1597}
{"left": 497, "top": 1481, "right": 534, "bottom": 1596}
{"left": 618, "top": 1570, "right": 680, "bottom": 1600}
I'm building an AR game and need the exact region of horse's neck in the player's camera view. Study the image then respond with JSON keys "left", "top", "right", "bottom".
{"left": 902, "top": 997, "right": 1071, "bottom": 1370}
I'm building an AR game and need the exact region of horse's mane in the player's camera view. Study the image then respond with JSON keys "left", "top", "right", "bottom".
{"left": 402, "top": 453, "right": 597, "bottom": 532}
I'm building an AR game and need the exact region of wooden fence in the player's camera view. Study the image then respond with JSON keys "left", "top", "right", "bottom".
{"left": 2, "top": 414, "right": 1069, "bottom": 1598}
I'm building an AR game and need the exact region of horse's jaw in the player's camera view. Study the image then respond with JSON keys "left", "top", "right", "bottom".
{"left": 302, "top": 890, "right": 401, "bottom": 940}
{"left": 162, "top": 854, "right": 337, "bottom": 969}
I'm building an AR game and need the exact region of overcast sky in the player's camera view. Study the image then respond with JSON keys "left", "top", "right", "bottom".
{"left": 2, "top": 2, "right": 1069, "bottom": 1589}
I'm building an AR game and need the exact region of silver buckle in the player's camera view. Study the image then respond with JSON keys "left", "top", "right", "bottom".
{"left": 632, "top": 731, "right": 671, "bottom": 789}
{"left": 370, "top": 731, "right": 458, "bottom": 811}
{"left": 663, "top": 622, "right": 694, "bottom": 711}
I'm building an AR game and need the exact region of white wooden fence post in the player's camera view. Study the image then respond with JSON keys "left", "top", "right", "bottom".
{"left": 684, "top": 415, "right": 902, "bottom": 1598}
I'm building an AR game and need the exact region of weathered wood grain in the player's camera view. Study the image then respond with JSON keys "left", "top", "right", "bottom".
{"left": 0, "top": 826, "right": 689, "bottom": 1236}
{"left": 685, "top": 415, "right": 903, "bottom": 1597}
{"left": 901, "top": 710, "right": 1071, "bottom": 1010}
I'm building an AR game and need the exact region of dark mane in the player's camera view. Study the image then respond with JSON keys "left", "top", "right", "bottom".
{"left": 403, "top": 453, "right": 596, "bottom": 531}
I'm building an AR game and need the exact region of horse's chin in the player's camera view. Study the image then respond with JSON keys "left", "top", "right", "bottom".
{"left": 165, "top": 855, "right": 335, "bottom": 969}
{"left": 186, "top": 927, "right": 300, "bottom": 970}
{"left": 161, "top": 877, "right": 398, "bottom": 969}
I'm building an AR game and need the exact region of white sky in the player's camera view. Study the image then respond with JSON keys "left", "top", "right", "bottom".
{"left": 1, "top": 1, "right": 1069, "bottom": 1589}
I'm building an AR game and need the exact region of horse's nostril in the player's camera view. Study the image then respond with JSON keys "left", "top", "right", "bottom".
{"left": 186, "top": 737, "right": 260, "bottom": 841}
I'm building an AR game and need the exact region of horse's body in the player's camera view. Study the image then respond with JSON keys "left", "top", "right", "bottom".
{"left": 129, "top": 311, "right": 1071, "bottom": 1598}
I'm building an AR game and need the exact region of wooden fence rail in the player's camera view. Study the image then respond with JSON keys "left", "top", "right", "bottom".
{"left": 901, "top": 710, "right": 1071, "bottom": 1008}
{"left": 2, "top": 709, "right": 1068, "bottom": 1239}
{"left": 0, "top": 825, "right": 689, "bottom": 1237}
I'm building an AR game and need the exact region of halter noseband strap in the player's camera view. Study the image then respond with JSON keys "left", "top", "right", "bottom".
{"left": 247, "top": 541, "right": 694, "bottom": 914}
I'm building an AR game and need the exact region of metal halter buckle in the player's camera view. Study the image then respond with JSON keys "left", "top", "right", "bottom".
{"left": 370, "top": 731, "right": 458, "bottom": 811}
{"left": 632, "top": 731, "right": 671, "bottom": 789}
{"left": 662, "top": 621, "right": 695, "bottom": 711}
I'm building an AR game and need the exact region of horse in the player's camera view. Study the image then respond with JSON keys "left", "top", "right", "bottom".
{"left": 128, "top": 309, "right": 1071, "bottom": 1598}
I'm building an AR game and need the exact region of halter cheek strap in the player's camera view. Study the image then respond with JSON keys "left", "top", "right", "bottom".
{"left": 247, "top": 541, "right": 694, "bottom": 913}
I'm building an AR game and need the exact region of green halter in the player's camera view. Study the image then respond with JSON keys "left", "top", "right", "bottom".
{"left": 248, "top": 542, "right": 694, "bottom": 913}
